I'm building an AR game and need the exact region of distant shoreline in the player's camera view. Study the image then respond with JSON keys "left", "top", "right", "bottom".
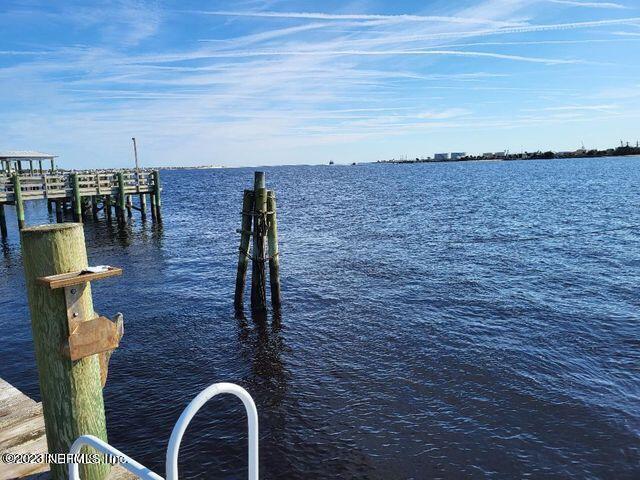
{"left": 378, "top": 145, "right": 640, "bottom": 165}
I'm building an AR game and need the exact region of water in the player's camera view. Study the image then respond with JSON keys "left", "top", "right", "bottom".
{"left": 1, "top": 157, "right": 638, "bottom": 479}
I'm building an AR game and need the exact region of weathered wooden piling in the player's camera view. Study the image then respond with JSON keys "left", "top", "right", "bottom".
{"left": 116, "top": 172, "right": 126, "bottom": 222}
{"left": 235, "top": 172, "right": 282, "bottom": 315}
{"left": 251, "top": 172, "right": 268, "bottom": 313}
{"left": 139, "top": 193, "right": 147, "bottom": 219}
{"left": 12, "top": 173, "right": 25, "bottom": 229}
{"left": 152, "top": 170, "right": 162, "bottom": 218}
{"left": 267, "top": 191, "right": 281, "bottom": 312}
{"left": 21, "top": 224, "right": 111, "bottom": 480}
{"left": 235, "top": 189, "right": 255, "bottom": 311}
{"left": 125, "top": 195, "right": 133, "bottom": 218}
{"left": 0, "top": 203, "right": 7, "bottom": 237}
{"left": 55, "top": 200, "right": 64, "bottom": 224}
{"left": 71, "top": 173, "right": 82, "bottom": 222}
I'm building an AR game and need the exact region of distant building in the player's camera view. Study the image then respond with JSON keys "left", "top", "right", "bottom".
{"left": 450, "top": 152, "right": 466, "bottom": 160}
{"left": 434, "top": 153, "right": 450, "bottom": 161}
{"left": 482, "top": 152, "right": 493, "bottom": 158}
{"left": 494, "top": 151, "right": 506, "bottom": 158}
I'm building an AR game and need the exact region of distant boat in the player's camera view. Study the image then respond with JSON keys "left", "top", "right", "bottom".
{"left": 351, "top": 162, "right": 357, "bottom": 166}
{"left": 329, "top": 160, "right": 335, "bottom": 165}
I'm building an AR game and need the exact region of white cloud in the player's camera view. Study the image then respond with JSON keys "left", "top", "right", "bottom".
{"left": 548, "top": 0, "right": 630, "bottom": 9}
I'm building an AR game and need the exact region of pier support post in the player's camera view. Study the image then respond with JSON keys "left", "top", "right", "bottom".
{"left": 47, "top": 199, "right": 53, "bottom": 213}
{"left": 116, "top": 173, "right": 126, "bottom": 223}
{"left": 71, "top": 173, "right": 82, "bottom": 223}
{"left": 267, "top": 191, "right": 281, "bottom": 312}
{"left": 0, "top": 204, "right": 7, "bottom": 237}
{"left": 139, "top": 193, "right": 147, "bottom": 219}
{"left": 152, "top": 170, "right": 162, "bottom": 219}
{"left": 104, "top": 196, "right": 112, "bottom": 221}
{"left": 125, "top": 195, "right": 132, "bottom": 218}
{"left": 55, "top": 200, "right": 63, "bottom": 223}
{"left": 21, "top": 224, "right": 110, "bottom": 480}
{"left": 234, "top": 190, "right": 254, "bottom": 311}
{"left": 251, "top": 172, "right": 268, "bottom": 313}
{"left": 12, "top": 173, "right": 25, "bottom": 230}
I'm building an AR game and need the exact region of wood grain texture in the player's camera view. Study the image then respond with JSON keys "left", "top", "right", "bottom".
{"left": 21, "top": 224, "right": 110, "bottom": 480}
{"left": 235, "top": 190, "right": 254, "bottom": 311}
{"left": 266, "top": 191, "right": 281, "bottom": 312}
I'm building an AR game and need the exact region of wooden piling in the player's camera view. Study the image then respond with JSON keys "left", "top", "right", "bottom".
{"left": 139, "top": 193, "right": 147, "bottom": 219}
{"left": 266, "top": 191, "right": 281, "bottom": 311}
{"left": 12, "top": 173, "right": 25, "bottom": 230}
{"left": 125, "top": 195, "right": 133, "bottom": 218}
{"left": 47, "top": 199, "right": 54, "bottom": 213}
{"left": 104, "top": 195, "right": 112, "bottom": 221}
{"left": 0, "top": 204, "right": 7, "bottom": 237}
{"left": 152, "top": 170, "right": 162, "bottom": 218}
{"left": 71, "top": 173, "right": 82, "bottom": 223}
{"left": 150, "top": 193, "right": 157, "bottom": 220}
{"left": 55, "top": 200, "right": 63, "bottom": 223}
{"left": 117, "top": 172, "right": 126, "bottom": 222}
{"left": 251, "top": 172, "right": 268, "bottom": 313}
{"left": 234, "top": 190, "right": 255, "bottom": 311}
{"left": 21, "top": 224, "right": 110, "bottom": 480}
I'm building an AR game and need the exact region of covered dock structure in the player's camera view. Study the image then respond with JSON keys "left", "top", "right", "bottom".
{"left": 0, "top": 151, "right": 57, "bottom": 175}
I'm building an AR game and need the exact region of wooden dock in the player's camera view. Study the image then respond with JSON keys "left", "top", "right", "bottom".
{"left": 0, "top": 169, "right": 161, "bottom": 234}
{"left": 0, "top": 378, "right": 135, "bottom": 480}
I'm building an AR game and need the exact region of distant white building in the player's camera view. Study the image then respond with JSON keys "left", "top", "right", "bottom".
{"left": 434, "top": 153, "right": 450, "bottom": 161}
{"left": 450, "top": 152, "right": 466, "bottom": 160}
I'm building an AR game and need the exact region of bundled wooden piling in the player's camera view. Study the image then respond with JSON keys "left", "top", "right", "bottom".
{"left": 235, "top": 190, "right": 255, "bottom": 311}
{"left": 267, "top": 191, "right": 281, "bottom": 312}
{"left": 21, "top": 224, "right": 111, "bottom": 480}
{"left": 251, "top": 173, "right": 268, "bottom": 313}
{"left": 235, "top": 172, "right": 282, "bottom": 316}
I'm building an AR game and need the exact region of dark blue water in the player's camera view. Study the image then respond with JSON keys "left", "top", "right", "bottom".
{"left": 1, "top": 157, "right": 639, "bottom": 479}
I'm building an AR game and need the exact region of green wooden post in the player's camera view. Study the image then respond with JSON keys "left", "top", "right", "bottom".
{"left": 251, "top": 172, "right": 268, "bottom": 313}
{"left": 0, "top": 204, "right": 7, "bottom": 237}
{"left": 50, "top": 158, "right": 55, "bottom": 173}
{"left": 21, "top": 224, "right": 110, "bottom": 480}
{"left": 266, "top": 190, "right": 281, "bottom": 311}
{"left": 12, "top": 173, "right": 25, "bottom": 229}
{"left": 71, "top": 173, "right": 82, "bottom": 223}
{"left": 234, "top": 190, "right": 255, "bottom": 311}
{"left": 150, "top": 193, "right": 157, "bottom": 220}
{"left": 139, "top": 193, "right": 147, "bottom": 219}
{"left": 55, "top": 200, "right": 63, "bottom": 223}
{"left": 117, "top": 172, "right": 126, "bottom": 222}
{"left": 152, "top": 170, "right": 161, "bottom": 218}
{"left": 29, "top": 160, "right": 34, "bottom": 175}
{"left": 125, "top": 195, "right": 132, "bottom": 218}
{"left": 104, "top": 195, "right": 112, "bottom": 221}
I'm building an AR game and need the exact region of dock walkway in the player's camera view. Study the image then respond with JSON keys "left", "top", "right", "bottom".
{"left": 0, "top": 378, "right": 134, "bottom": 480}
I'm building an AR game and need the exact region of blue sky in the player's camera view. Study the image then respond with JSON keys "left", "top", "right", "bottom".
{"left": 1, "top": 0, "right": 639, "bottom": 168}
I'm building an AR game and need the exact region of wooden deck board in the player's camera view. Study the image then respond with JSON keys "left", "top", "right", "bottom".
{"left": 0, "top": 379, "right": 135, "bottom": 480}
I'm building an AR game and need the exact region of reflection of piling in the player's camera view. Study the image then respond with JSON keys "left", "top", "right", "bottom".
{"left": 235, "top": 171, "right": 281, "bottom": 316}
{"left": 267, "top": 191, "right": 281, "bottom": 312}
{"left": 235, "top": 189, "right": 255, "bottom": 311}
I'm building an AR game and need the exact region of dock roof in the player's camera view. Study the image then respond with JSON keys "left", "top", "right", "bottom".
{"left": 0, "top": 150, "right": 57, "bottom": 160}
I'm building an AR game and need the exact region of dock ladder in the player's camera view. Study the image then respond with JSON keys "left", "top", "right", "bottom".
{"left": 68, "top": 382, "right": 258, "bottom": 480}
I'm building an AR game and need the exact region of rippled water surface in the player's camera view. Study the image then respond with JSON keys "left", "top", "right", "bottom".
{"left": 1, "top": 157, "right": 639, "bottom": 479}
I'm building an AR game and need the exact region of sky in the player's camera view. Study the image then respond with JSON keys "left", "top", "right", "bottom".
{"left": 1, "top": 0, "right": 640, "bottom": 168}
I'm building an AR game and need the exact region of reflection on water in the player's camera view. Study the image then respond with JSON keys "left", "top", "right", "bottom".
{"left": 1, "top": 159, "right": 639, "bottom": 479}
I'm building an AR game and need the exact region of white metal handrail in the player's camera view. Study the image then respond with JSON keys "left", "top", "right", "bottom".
{"left": 68, "top": 382, "right": 259, "bottom": 480}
